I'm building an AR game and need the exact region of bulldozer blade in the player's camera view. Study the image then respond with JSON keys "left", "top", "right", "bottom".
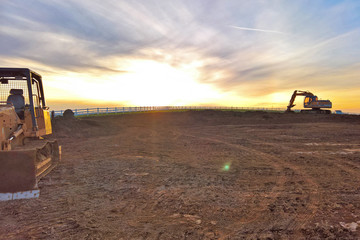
{"left": 0, "top": 140, "right": 60, "bottom": 200}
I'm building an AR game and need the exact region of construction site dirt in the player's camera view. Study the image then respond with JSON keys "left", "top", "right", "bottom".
{"left": 1, "top": 110, "right": 360, "bottom": 239}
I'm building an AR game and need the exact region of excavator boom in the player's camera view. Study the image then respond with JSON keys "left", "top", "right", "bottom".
{"left": 286, "top": 90, "right": 314, "bottom": 112}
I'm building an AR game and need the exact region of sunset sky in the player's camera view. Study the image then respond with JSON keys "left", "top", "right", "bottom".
{"left": 1, "top": 0, "right": 360, "bottom": 112}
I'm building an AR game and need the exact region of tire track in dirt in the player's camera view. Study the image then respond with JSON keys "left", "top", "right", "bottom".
{"left": 299, "top": 151, "right": 360, "bottom": 178}
{"left": 255, "top": 139, "right": 360, "bottom": 176}
{"left": 180, "top": 129, "right": 322, "bottom": 237}
{"left": 250, "top": 138, "right": 360, "bottom": 237}
{"left": 249, "top": 138, "right": 360, "bottom": 191}
{"left": 225, "top": 134, "right": 322, "bottom": 222}
{"left": 177, "top": 132, "right": 285, "bottom": 221}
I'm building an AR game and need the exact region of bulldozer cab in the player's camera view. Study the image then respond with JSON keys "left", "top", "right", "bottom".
{"left": 0, "top": 68, "right": 52, "bottom": 137}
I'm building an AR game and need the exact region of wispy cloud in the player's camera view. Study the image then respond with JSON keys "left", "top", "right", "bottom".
{"left": 229, "top": 25, "right": 287, "bottom": 34}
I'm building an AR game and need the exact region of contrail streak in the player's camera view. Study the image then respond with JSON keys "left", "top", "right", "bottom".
{"left": 229, "top": 25, "right": 286, "bottom": 34}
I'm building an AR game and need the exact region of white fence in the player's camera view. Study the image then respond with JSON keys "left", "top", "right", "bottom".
{"left": 52, "top": 106, "right": 286, "bottom": 117}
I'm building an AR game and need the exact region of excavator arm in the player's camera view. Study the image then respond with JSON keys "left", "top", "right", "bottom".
{"left": 286, "top": 90, "right": 314, "bottom": 112}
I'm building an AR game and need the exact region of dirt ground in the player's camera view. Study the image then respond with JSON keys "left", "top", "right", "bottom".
{"left": 1, "top": 110, "right": 360, "bottom": 239}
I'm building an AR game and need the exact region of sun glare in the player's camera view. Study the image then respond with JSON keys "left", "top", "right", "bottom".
{"left": 43, "top": 58, "right": 223, "bottom": 107}
{"left": 114, "top": 60, "right": 222, "bottom": 106}
{"left": 270, "top": 92, "right": 289, "bottom": 103}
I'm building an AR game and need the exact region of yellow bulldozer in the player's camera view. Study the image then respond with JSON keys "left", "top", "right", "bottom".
{"left": 0, "top": 68, "right": 60, "bottom": 201}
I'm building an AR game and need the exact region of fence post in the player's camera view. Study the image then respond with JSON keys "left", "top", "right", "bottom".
{"left": 97, "top": 108, "right": 99, "bottom": 114}
{"left": 87, "top": 108, "right": 89, "bottom": 115}
{"left": 106, "top": 107, "right": 108, "bottom": 114}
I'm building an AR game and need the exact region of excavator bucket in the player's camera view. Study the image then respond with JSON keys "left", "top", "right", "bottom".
{"left": 0, "top": 140, "right": 60, "bottom": 200}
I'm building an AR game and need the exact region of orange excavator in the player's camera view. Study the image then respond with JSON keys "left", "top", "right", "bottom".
{"left": 286, "top": 90, "right": 332, "bottom": 114}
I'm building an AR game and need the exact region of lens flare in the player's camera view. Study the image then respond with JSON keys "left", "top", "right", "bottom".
{"left": 223, "top": 164, "right": 230, "bottom": 171}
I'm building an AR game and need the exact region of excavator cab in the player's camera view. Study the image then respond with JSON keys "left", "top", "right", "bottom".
{"left": 303, "top": 96, "right": 318, "bottom": 108}
{"left": 0, "top": 68, "right": 60, "bottom": 200}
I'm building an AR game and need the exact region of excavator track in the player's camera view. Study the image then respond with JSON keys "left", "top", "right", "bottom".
{"left": 0, "top": 140, "right": 60, "bottom": 200}
{"left": 300, "top": 109, "right": 332, "bottom": 114}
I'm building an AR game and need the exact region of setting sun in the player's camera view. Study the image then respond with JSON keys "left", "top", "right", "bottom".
{"left": 118, "top": 60, "right": 222, "bottom": 106}
{"left": 45, "top": 58, "right": 223, "bottom": 107}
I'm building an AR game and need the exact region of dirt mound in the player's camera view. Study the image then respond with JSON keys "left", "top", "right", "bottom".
{"left": 52, "top": 117, "right": 104, "bottom": 138}
{"left": 63, "top": 109, "right": 75, "bottom": 120}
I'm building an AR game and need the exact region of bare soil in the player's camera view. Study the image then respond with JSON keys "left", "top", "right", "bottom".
{"left": 1, "top": 110, "right": 360, "bottom": 239}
